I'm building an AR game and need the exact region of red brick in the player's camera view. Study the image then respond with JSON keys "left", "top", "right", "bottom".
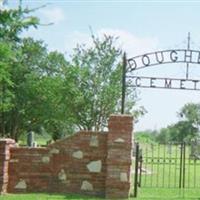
{"left": 0, "top": 115, "right": 134, "bottom": 199}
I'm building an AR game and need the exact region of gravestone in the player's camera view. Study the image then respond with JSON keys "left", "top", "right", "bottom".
{"left": 190, "top": 138, "right": 200, "bottom": 159}
{"left": 27, "top": 131, "right": 35, "bottom": 147}
{"left": 167, "top": 144, "right": 172, "bottom": 154}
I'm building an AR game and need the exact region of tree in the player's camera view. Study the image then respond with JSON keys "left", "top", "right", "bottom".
{"left": 0, "top": 2, "right": 39, "bottom": 43}
{"left": 135, "top": 130, "right": 157, "bottom": 143}
{"left": 6, "top": 38, "right": 80, "bottom": 140}
{"left": 178, "top": 103, "right": 200, "bottom": 128}
{"left": 0, "top": 2, "right": 142, "bottom": 141}
{"left": 155, "top": 122, "right": 197, "bottom": 143}
{"left": 0, "top": 3, "right": 41, "bottom": 139}
{"left": 0, "top": 42, "right": 14, "bottom": 137}
{"left": 168, "top": 121, "right": 198, "bottom": 142}
{"left": 70, "top": 34, "right": 139, "bottom": 131}
{"left": 155, "top": 103, "right": 200, "bottom": 143}
{"left": 0, "top": 5, "right": 71, "bottom": 140}
{"left": 156, "top": 127, "right": 170, "bottom": 144}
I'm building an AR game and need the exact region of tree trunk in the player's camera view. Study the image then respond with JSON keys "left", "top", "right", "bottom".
{"left": 10, "top": 109, "right": 19, "bottom": 141}
{"left": 1, "top": 83, "right": 6, "bottom": 137}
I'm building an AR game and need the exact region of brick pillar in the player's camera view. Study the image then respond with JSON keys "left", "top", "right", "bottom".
{"left": 105, "top": 115, "right": 133, "bottom": 199}
{"left": 0, "top": 139, "right": 16, "bottom": 194}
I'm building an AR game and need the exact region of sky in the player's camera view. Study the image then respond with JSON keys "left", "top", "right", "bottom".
{"left": 7, "top": 0, "right": 200, "bottom": 131}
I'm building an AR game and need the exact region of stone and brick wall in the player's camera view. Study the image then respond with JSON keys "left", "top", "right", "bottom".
{"left": 0, "top": 115, "right": 133, "bottom": 199}
{"left": 0, "top": 139, "right": 16, "bottom": 194}
{"left": 106, "top": 115, "right": 133, "bottom": 199}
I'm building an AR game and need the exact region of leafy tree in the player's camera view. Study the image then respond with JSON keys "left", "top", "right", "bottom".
{"left": 154, "top": 103, "right": 200, "bottom": 144}
{"left": 156, "top": 127, "right": 170, "bottom": 144}
{"left": 0, "top": 2, "right": 39, "bottom": 43}
{"left": 169, "top": 121, "right": 198, "bottom": 142}
{"left": 135, "top": 130, "right": 157, "bottom": 143}
{"left": 0, "top": 5, "right": 69, "bottom": 140}
{"left": 0, "top": 3, "right": 40, "bottom": 139}
{"left": 70, "top": 35, "right": 139, "bottom": 131}
{"left": 0, "top": 2, "right": 141, "bottom": 141}
{"left": 6, "top": 38, "right": 77, "bottom": 140}
{"left": 178, "top": 103, "right": 200, "bottom": 128}
{"left": 155, "top": 121, "right": 198, "bottom": 143}
{"left": 0, "top": 42, "right": 14, "bottom": 136}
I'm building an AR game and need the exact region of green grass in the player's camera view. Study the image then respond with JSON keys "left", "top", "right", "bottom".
{"left": 18, "top": 133, "right": 51, "bottom": 146}
{"left": 1, "top": 192, "right": 200, "bottom": 200}
{"left": 0, "top": 193, "right": 102, "bottom": 200}
{"left": 135, "top": 188, "right": 200, "bottom": 200}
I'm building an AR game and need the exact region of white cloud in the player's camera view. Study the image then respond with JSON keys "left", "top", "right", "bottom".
{"left": 97, "top": 29, "right": 159, "bottom": 58}
{"left": 66, "top": 31, "right": 93, "bottom": 48}
{"left": 40, "top": 7, "right": 65, "bottom": 24}
{"left": 0, "top": 2, "right": 3, "bottom": 9}
{"left": 0, "top": 0, "right": 9, "bottom": 10}
{"left": 65, "top": 29, "right": 159, "bottom": 58}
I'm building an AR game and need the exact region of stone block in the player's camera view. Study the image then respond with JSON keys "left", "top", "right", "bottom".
{"left": 72, "top": 150, "right": 83, "bottom": 159}
{"left": 42, "top": 156, "right": 50, "bottom": 163}
{"left": 15, "top": 179, "right": 27, "bottom": 189}
{"left": 58, "top": 169, "right": 67, "bottom": 181}
{"left": 87, "top": 160, "right": 102, "bottom": 173}
{"left": 81, "top": 181, "right": 93, "bottom": 191}
{"left": 114, "top": 138, "right": 125, "bottom": 143}
{"left": 49, "top": 148, "right": 59, "bottom": 154}
{"left": 120, "top": 172, "right": 128, "bottom": 182}
{"left": 90, "top": 136, "right": 99, "bottom": 147}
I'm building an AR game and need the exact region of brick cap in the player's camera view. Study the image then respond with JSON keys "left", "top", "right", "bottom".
{"left": 109, "top": 114, "right": 133, "bottom": 120}
{"left": 0, "top": 138, "right": 16, "bottom": 144}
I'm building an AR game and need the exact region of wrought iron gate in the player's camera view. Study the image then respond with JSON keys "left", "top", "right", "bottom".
{"left": 133, "top": 142, "right": 200, "bottom": 198}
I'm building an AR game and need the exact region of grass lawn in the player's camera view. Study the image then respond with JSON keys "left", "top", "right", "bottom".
{"left": 135, "top": 188, "right": 200, "bottom": 200}
{"left": 1, "top": 192, "right": 200, "bottom": 200}
{"left": 18, "top": 133, "right": 51, "bottom": 146}
{"left": 0, "top": 193, "right": 103, "bottom": 200}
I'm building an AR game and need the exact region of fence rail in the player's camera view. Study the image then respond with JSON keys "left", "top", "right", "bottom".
{"left": 133, "top": 142, "right": 200, "bottom": 198}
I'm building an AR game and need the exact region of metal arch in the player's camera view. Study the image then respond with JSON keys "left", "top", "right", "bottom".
{"left": 120, "top": 33, "right": 200, "bottom": 114}
{"left": 126, "top": 49, "right": 200, "bottom": 72}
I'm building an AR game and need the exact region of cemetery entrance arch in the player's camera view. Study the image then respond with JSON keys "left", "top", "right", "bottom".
{"left": 122, "top": 34, "right": 200, "bottom": 198}
{"left": 121, "top": 33, "right": 200, "bottom": 113}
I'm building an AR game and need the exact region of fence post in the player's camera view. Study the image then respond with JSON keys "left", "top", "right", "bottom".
{"left": 182, "top": 142, "right": 186, "bottom": 188}
{"left": 121, "top": 53, "right": 126, "bottom": 114}
{"left": 105, "top": 115, "right": 133, "bottom": 199}
{"left": 0, "top": 139, "right": 16, "bottom": 194}
{"left": 179, "top": 143, "right": 183, "bottom": 189}
{"left": 133, "top": 143, "right": 139, "bottom": 198}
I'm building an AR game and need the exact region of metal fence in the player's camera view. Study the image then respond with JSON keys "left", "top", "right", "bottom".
{"left": 133, "top": 142, "right": 200, "bottom": 198}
